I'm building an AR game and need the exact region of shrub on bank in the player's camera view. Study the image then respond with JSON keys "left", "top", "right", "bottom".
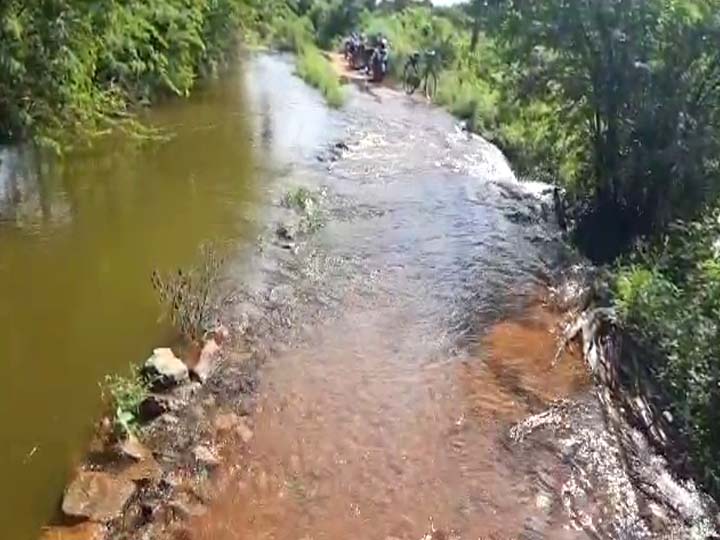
{"left": 0, "top": 0, "right": 243, "bottom": 148}
{"left": 102, "top": 365, "right": 150, "bottom": 437}
{"left": 614, "top": 210, "right": 720, "bottom": 494}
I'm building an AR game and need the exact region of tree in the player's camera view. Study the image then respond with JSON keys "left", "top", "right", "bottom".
{"left": 489, "top": 0, "right": 720, "bottom": 260}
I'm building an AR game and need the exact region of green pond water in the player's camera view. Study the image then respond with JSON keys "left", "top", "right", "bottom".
{"left": 0, "top": 64, "right": 258, "bottom": 540}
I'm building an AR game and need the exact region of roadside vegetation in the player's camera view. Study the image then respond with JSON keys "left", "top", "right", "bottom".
{"left": 0, "top": 0, "right": 242, "bottom": 150}
{"left": 0, "top": 0, "right": 343, "bottom": 147}
{"left": 273, "top": 16, "right": 345, "bottom": 107}
{"left": 151, "top": 243, "right": 225, "bottom": 345}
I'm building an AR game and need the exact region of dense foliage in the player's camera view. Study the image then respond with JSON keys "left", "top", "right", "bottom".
{"left": 0, "top": 0, "right": 242, "bottom": 148}
{"left": 485, "top": 1, "right": 720, "bottom": 262}
{"left": 614, "top": 212, "right": 720, "bottom": 493}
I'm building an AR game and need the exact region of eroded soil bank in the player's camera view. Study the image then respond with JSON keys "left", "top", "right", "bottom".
{"left": 42, "top": 54, "right": 718, "bottom": 540}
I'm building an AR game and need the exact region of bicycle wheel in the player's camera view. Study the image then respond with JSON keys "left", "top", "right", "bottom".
{"left": 425, "top": 71, "right": 438, "bottom": 100}
{"left": 403, "top": 63, "right": 420, "bottom": 95}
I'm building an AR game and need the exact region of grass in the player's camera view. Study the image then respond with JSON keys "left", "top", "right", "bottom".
{"left": 151, "top": 243, "right": 225, "bottom": 344}
{"left": 273, "top": 15, "right": 345, "bottom": 108}
{"left": 283, "top": 186, "right": 318, "bottom": 212}
{"left": 296, "top": 44, "right": 345, "bottom": 108}
{"left": 282, "top": 186, "right": 325, "bottom": 234}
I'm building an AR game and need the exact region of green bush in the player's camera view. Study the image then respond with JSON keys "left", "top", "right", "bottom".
{"left": 0, "top": 0, "right": 243, "bottom": 148}
{"left": 307, "top": 0, "right": 369, "bottom": 48}
{"left": 102, "top": 365, "right": 150, "bottom": 437}
{"left": 360, "top": 7, "right": 459, "bottom": 78}
{"left": 614, "top": 210, "right": 720, "bottom": 494}
{"left": 283, "top": 186, "right": 325, "bottom": 232}
{"left": 274, "top": 14, "right": 316, "bottom": 52}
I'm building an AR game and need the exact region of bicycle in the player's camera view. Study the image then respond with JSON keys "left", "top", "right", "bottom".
{"left": 402, "top": 50, "right": 438, "bottom": 99}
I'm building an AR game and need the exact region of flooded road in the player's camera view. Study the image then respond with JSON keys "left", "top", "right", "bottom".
{"left": 188, "top": 57, "right": 610, "bottom": 539}
{"left": 3, "top": 53, "right": 711, "bottom": 539}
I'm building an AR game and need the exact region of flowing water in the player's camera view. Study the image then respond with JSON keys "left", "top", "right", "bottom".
{"left": 187, "top": 57, "right": 609, "bottom": 539}
{"left": 2, "top": 53, "right": 708, "bottom": 540}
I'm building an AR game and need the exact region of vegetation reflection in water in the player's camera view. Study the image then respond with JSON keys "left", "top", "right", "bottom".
{"left": 0, "top": 69, "right": 257, "bottom": 540}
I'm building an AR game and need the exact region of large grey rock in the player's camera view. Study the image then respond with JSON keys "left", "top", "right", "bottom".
{"left": 62, "top": 472, "right": 135, "bottom": 522}
{"left": 144, "top": 348, "right": 188, "bottom": 387}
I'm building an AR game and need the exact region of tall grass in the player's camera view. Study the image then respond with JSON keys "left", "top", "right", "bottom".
{"left": 274, "top": 15, "right": 344, "bottom": 108}
{"left": 296, "top": 46, "right": 344, "bottom": 108}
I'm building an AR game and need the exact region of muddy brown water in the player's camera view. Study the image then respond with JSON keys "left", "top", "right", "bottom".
{"left": 1, "top": 53, "right": 670, "bottom": 539}
{"left": 0, "top": 59, "right": 270, "bottom": 539}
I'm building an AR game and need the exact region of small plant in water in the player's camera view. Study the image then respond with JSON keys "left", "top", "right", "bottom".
{"left": 283, "top": 187, "right": 325, "bottom": 233}
{"left": 283, "top": 186, "right": 318, "bottom": 212}
{"left": 151, "top": 243, "right": 225, "bottom": 343}
{"left": 101, "top": 365, "right": 150, "bottom": 437}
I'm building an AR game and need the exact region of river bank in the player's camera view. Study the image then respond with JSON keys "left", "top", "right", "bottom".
{"left": 31, "top": 53, "right": 719, "bottom": 540}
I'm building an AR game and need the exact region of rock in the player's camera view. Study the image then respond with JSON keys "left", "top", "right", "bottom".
{"left": 276, "top": 223, "right": 297, "bottom": 241}
{"left": 192, "top": 445, "right": 221, "bottom": 468}
{"left": 203, "top": 395, "right": 216, "bottom": 408}
{"left": 39, "top": 523, "right": 106, "bottom": 540}
{"left": 535, "top": 492, "right": 553, "bottom": 512}
{"left": 118, "top": 435, "right": 152, "bottom": 461}
{"left": 144, "top": 348, "right": 189, "bottom": 388}
{"left": 173, "top": 381, "right": 202, "bottom": 404}
{"left": 159, "top": 413, "right": 180, "bottom": 426}
{"left": 207, "top": 324, "right": 229, "bottom": 346}
{"left": 62, "top": 472, "right": 136, "bottom": 522}
{"left": 236, "top": 419, "right": 254, "bottom": 444}
{"left": 140, "top": 393, "right": 186, "bottom": 421}
{"left": 121, "top": 456, "right": 164, "bottom": 482}
{"left": 641, "top": 501, "right": 671, "bottom": 532}
{"left": 191, "top": 339, "right": 220, "bottom": 383}
{"left": 188, "top": 478, "right": 215, "bottom": 504}
{"left": 214, "top": 412, "right": 241, "bottom": 433}
{"left": 138, "top": 395, "right": 167, "bottom": 422}
{"left": 168, "top": 498, "right": 207, "bottom": 520}
{"left": 159, "top": 472, "right": 182, "bottom": 491}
